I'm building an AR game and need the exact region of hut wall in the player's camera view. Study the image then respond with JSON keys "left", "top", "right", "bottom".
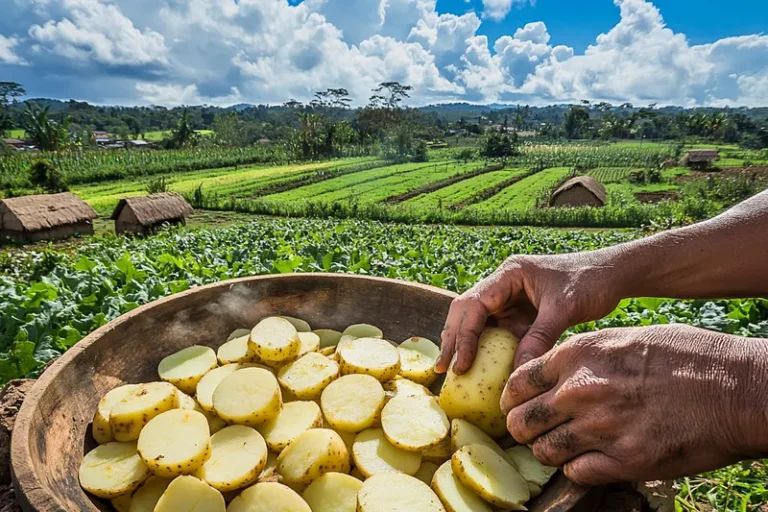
{"left": 551, "top": 187, "right": 603, "bottom": 208}
{"left": 1, "top": 222, "right": 94, "bottom": 242}
{"left": 115, "top": 207, "right": 144, "bottom": 235}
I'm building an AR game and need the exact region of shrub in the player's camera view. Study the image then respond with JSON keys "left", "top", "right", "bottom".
{"left": 28, "top": 159, "right": 68, "bottom": 193}
{"left": 145, "top": 176, "right": 169, "bottom": 194}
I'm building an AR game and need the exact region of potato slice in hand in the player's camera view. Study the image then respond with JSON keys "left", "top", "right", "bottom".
{"left": 450, "top": 419, "right": 509, "bottom": 462}
{"left": 110, "top": 382, "right": 179, "bottom": 442}
{"left": 414, "top": 461, "right": 439, "bottom": 485}
{"left": 302, "top": 472, "right": 362, "bottom": 512}
{"left": 129, "top": 476, "right": 172, "bottom": 512}
{"left": 194, "top": 425, "right": 268, "bottom": 492}
{"left": 342, "top": 324, "right": 383, "bottom": 339}
{"left": 258, "top": 401, "right": 323, "bottom": 452}
{"left": 422, "top": 436, "right": 452, "bottom": 464}
{"left": 438, "top": 328, "right": 518, "bottom": 437}
{"left": 505, "top": 445, "right": 558, "bottom": 498}
{"left": 137, "top": 409, "right": 211, "bottom": 477}
{"left": 213, "top": 367, "right": 282, "bottom": 426}
{"left": 358, "top": 473, "right": 445, "bottom": 512}
{"left": 93, "top": 384, "right": 140, "bottom": 444}
{"left": 249, "top": 317, "right": 300, "bottom": 363}
{"left": 338, "top": 337, "right": 400, "bottom": 382}
{"left": 432, "top": 460, "right": 492, "bottom": 512}
{"left": 279, "top": 316, "right": 311, "bottom": 333}
{"left": 276, "top": 429, "right": 350, "bottom": 486}
{"left": 154, "top": 476, "right": 225, "bottom": 512}
{"left": 321, "top": 374, "right": 384, "bottom": 432}
{"left": 313, "top": 329, "right": 342, "bottom": 349}
{"left": 296, "top": 332, "right": 320, "bottom": 357}
{"left": 452, "top": 444, "right": 530, "bottom": 509}
{"left": 352, "top": 428, "right": 421, "bottom": 477}
{"left": 218, "top": 335, "right": 260, "bottom": 365}
{"left": 79, "top": 441, "right": 149, "bottom": 499}
{"left": 383, "top": 377, "right": 432, "bottom": 397}
{"left": 158, "top": 345, "right": 218, "bottom": 395}
{"left": 278, "top": 352, "right": 339, "bottom": 400}
{"left": 381, "top": 395, "right": 449, "bottom": 451}
{"left": 228, "top": 482, "right": 310, "bottom": 512}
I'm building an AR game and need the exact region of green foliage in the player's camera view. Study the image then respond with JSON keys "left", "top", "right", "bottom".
{"left": 21, "top": 102, "right": 71, "bottom": 151}
{"left": 145, "top": 176, "right": 169, "bottom": 194}
{"left": 480, "top": 121, "right": 520, "bottom": 162}
{"left": 410, "top": 140, "right": 429, "bottom": 162}
{"left": 27, "top": 160, "right": 68, "bottom": 193}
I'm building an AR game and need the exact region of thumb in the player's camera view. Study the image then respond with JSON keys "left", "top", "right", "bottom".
{"left": 513, "top": 304, "right": 568, "bottom": 369}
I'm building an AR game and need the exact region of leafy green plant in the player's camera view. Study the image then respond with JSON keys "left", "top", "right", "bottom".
{"left": 28, "top": 159, "right": 68, "bottom": 193}
{"left": 145, "top": 176, "right": 169, "bottom": 194}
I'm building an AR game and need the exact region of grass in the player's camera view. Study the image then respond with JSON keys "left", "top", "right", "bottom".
{"left": 472, "top": 167, "right": 572, "bottom": 212}
{"left": 405, "top": 169, "right": 527, "bottom": 209}
{"left": 7, "top": 129, "right": 25, "bottom": 139}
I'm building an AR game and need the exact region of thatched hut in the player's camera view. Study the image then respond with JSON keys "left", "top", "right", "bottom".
{"left": 549, "top": 176, "right": 607, "bottom": 208}
{"left": 0, "top": 193, "right": 98, "bottom": 241}
{"left": 682, "top": 149, "right": 719, "bottom": 169}
{"left": 111, "top": 193, "right": 194, "bottom": 235}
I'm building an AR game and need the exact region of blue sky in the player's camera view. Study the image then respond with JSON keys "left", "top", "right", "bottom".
{"left": 0, "top": 0, "right": 766, "bottom": 107}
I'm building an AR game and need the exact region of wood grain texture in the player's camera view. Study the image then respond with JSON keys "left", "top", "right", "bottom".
{"left": 10, "top": 274, "right": 590, "bottom": 511}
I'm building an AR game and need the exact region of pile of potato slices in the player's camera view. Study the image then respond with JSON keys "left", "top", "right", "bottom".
{"left": 80, "top": 316, "right": 556, "bottom": 512}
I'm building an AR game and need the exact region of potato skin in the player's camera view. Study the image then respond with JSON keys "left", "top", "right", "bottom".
{"left": 276, "top": 429, "right": 350, "bottom": 486}
{"left": 438, "top": 328, "right": 518, "bottom": 437}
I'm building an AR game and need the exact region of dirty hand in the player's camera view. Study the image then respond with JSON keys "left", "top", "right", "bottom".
{"left": 436, "top": 254, "right": 622, "bottom": 374}
{"left": 501, "top": 324, "right": 768, "bottom": 486}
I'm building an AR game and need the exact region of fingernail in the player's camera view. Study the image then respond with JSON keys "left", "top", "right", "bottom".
{"left": 449, "top": 352, "right": 459, "bottom": 372}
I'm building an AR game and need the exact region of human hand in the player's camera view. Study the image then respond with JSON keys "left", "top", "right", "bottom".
{"left": 500, "top": 324, "right": 768, "bottom": 486}
{"left": 436, "top": 254, "right": 622, "bottom": 374}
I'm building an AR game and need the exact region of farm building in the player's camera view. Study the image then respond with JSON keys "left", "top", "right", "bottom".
{"left": 2, "top": 138, "right": 25, "bottom": 150}
{"left": 111, "top": 193, "right": 194, "bottom": 235}
{"left": 549, "top": 176, "right": 607, "bottom": 208}
{"left": 92, "top": 131, "right": 113, "bottom": 145}
{"left": 0, "top": 193, "right": 98, "bottom": 241}
{"left": 683, "top": 149, "right": 719, "bottom": 169}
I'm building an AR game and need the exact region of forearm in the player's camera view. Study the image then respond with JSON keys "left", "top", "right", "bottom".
{"left": 605, "top": 190, "right": 768, "bottom": 300}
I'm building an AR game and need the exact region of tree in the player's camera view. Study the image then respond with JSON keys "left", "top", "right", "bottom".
{"left": 0, "top": 82, "right": 25, "bottom": 135}
{"left": 21, "top": 102, "right": 71, "bottom": 151}
{"left": 563, "top": 106, "right": 590, "bottom": 139}
{"left": 480, "top": 119, "right": 519, "bottom": 164}
{"left": 371, "top": 82, "right": 413, "bottom": 110}
{"left": 171, "top": 110, "right": 197, "bottom": 147}
{"left": 28, "top": 160, "right": 68, "bottom": 193}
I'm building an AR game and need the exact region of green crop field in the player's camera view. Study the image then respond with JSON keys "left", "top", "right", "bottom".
{"left": 587, "top": 167, "right": 642, "bottom": 183}
{"left": 404, "top": 169, "right": 528, "bottom": 209}
{"left": 471, "top": 167, "right": 572, "bottom": 212}
{"left": 7, "top": 129, "right": 25, "bottom": 139}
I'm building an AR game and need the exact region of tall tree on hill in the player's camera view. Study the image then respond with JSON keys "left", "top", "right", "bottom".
{"left": 0, "top": 82, "right": 26, "bottom": 136}
{"left": 171, "top": 110, "right": 197, "bottom": 147}
{"left": 564, "top": 106, "right": 590, "bottom": 139}
{"left": 21, "top": 102, "right": 71, "bottom": 151}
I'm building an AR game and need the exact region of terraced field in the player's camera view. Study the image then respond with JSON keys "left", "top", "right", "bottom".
{"left": 587, "top": 167, "right": 642, "bottom": 183}
{"left": 472, "top": 167, "right": 573, "bottom": 212}
{"left": 405, "top": 169, "right": 528, "bottom": 209}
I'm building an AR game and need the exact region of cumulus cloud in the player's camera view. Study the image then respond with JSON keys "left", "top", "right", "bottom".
{"left": 0, "top": 0, "right": 766, "bottom": 107}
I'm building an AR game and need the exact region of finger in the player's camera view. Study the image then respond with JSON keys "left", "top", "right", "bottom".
{"left": 501, "top": 352, "right": 560, "bottom": 415}
{"left": 531, "top": 420, "right": 598, "bottom": 467}
{"left": 563, "top": 452, "right": 624, "bottom": 487}
{"left": 505, "top": 391, "right": 569, "bottom": 445}
{"left": 513, "top": 300, "right": 569, "bottom": 369}
{"left": 496, "top": 305, "right": 537, "bottom": 341}
{"left": 437, "top": 298, "right": 466, "bottom": 373}
{"left": 453, "top": 305, "right": 488, "bottom": 375}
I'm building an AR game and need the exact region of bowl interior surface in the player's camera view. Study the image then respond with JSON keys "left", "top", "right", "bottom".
{"left": 11, "top": 274, "right": 585, "bottom": 512}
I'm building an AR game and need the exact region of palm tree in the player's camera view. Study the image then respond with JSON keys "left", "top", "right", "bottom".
{"left": 21, "top": 102, "right": 70, "bottom": 151}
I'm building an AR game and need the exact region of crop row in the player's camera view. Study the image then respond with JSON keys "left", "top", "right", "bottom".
{"left": 471, "top": 167, "right": 573, "bottom": 212}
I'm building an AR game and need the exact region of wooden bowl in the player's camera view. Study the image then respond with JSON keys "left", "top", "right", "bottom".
{"left": 11, "top": 274, "right": 589, "bottom": 511}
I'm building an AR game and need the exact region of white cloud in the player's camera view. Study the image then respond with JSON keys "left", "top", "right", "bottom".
{"left": 135, "top": 82, "right": 242, "bottom": 107}
{"left": 0, "top": 35, "right": 27, "bottom": 65}
{"left": 28, "top": 0, "right": 168, "bottom": 66}
{"left": 482, "top": 0, "right": 533, "bottom": 22}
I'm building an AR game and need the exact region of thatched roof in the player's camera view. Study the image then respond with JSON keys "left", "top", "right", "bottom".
{"left": 110, "top": 193, "right": 194, "bottom": 226}
{"left": 551, "top": 176, "right": 607, "bottom": 204}
{"left": 686, "top": 149, "right": 719, "bottom": 163}
{"left": 0, "top": 193, "right": 98, "bottom": 232}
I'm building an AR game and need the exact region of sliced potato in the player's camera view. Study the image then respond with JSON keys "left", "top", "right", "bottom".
{"left": 93, "top": 384, "right": 140, "bottom": 445}
{"left": 320, "top": 374, "right": 385, "bottom": 432}
{"left": 153, "top": 476, "right": 225, "bottom": 512}
{"left": 334, "top": 428, "right": 356, "bottom": 465}
{"left": 450, "top": 418, "right": 509, "bottom": 462}
{"left": 358, "top": 472, "right": 445, "bottom": 512}
{"left": 194, "top": 425, "right": 268, "bottom": 492}
{"left": 422, "top": 437, "right": 452, "bottom": 464}
{"left": 319, "top": 346, "right": 336, "bottom": 357}
{"left": 313, "top": 329, "right": 343, "bottom": 349}
{"left": 279, "top": 316, "right": 311, "bottom": 333}
{"left": 397, "top": 347, "right": 437, "bottom": 387}
{"left": 414, "top": 461, "right": 439, "bottom": 485}
{"left": 302, "top": 472, "right": 362, "bottom": 512}
{"left": 79, "top": 441, "right": 150, "bottom": 499}
{"left": 278, "top": 353, "right": 339, "bottom": 401}
{"left": 350, "top": 467, "right": 365, "bottom": 481}
{"left": 383, "top": 377, "right": 432, "bottom": 397}
{"left": 400, "top": 336, "right": 440, "bottom": 359}
{"left": 213, "top": 367, "right": 282, "bottom": 426}
{"left": 431, "top": 460, "right": 492, "bottom": 512}
{"left": 352, "top": 428, "right": 421, "bottom": 477}
{"left": 342, "top": 324, "right": 383, "bottom": 339}
{"left": 218, "top": 335, "right": 260, "bottom": 365}
{"left": 258, "top": 401, "right": 323, "bottom": 452}
{"left": 338, "top": 337, "right": 400, "bottom": 382}
{"left": 276, "top": 429, "right": 350, "bottom": 486}
{"left": 258, "top": 452, "right": 279, "bottom": 483}
{"left": 438, "top": 328, "right": 518, "bottom": 437}
{"left": 158, "top": 345, "right": 218, "bottom": 395}
{"left": 196, "top": 363, "right": 245, "bottom": 412}
{"left": 137, "top": 409, "right": 211, "bottom": 477}
{"left": 381, "top": 395, "right": 449, "bottom": 451}
{"left": 227, "top": 329, "right": 252, "bottom": 342}
{"left": 296, "top": 332, "right": 320, "bottom": 357}
{"left": 110, "top": 382, "right": 179, "bottom": 442}
{"left": 227, "top": 482, "right": 311, "bottom": 512}
{"left": 175, "top": 390, "right": 228, "bottom": 434}
{"left": 129, "top": 476, "right": 172, "bottom": 512}
{"left": 249, "top": 317, "right": 300, "bottom": 363}
{"left": 111, "top": 494, "right": 132, "bottom": 512}
{"left": 451, "top": 444, "right": 529, "bottom": 509}
{"left": 505, "top": 445, "right": 558, "bottom": 498}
